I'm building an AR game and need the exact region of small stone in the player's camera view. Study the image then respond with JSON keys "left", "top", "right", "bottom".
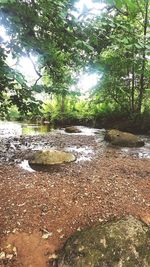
{"left": 13, "top": 247, "right": 17, "bottom": 256}
{"left": 57, "top": 228, "right": 63, "bottom": 233}
{"left": 12, "top": 229, "right": 17, "bottom": 234}
{"left": 41, "top": 205, "right": 48, "bottom": 213}
{"left": 49, "top": 253, "right": 58, "bottom": 260}
{"left": 0, "top": 252, "right": 5, "bottom": 260}
{"left": 60, "top": 234, "right": 65, "bottom": 239}
{"left": 78, "top": 246, "right": 85, "bottom": 252}
{"left": 42, "top": 229, "right": 53, "bottom": 239}
{"left": 4, "top": 244, "right": 17, "bottom": 257}
{"left": 6, "top": 254, "right": 13, "bottom": 260}
{"left": 42, "top": 233, "right": 53, "bottom": 239}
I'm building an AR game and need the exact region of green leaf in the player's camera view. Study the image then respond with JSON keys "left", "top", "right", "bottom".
{"left": 135, "top": 42, "right": 143, "bottom": 49}
{"left": 122, "top": 38, "right": 129, "bottom": 44}
{"left": 0, "top": 0, "right": 15, "bottom": 2}
{"left": 115, "top": 0, "right": 123, "bottom": 9}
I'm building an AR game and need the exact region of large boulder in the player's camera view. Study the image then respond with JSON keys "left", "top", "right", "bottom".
{"left": 104, "top": 129, "right": 144, "bottom": 147}
{"left": 29, "top": 150, "right": 76, "bottom": 165}
{"left": 65, "top": 126, "right": 81, "bottom": 133}
{"left": 58, "top": 216, "right": 150, "bottom": 267}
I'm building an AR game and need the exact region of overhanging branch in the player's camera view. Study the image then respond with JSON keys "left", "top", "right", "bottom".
{"left": 27, "top": 52, "right": 42, "bottom": 86}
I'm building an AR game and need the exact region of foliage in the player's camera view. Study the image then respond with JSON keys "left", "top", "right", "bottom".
{"left": 92, "top": 0, "right": 150, "bottom": 116}
{"left": 0, "top": 0, "right": 149, "bottom": 123}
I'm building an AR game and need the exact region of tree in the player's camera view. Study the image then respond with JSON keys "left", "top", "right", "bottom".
{"left": 92, "top": 0, "right": 150, "bottom": 116}
{"left": 0, "top": 0, "right": 149, "bottom": 120}
{"left": 0, "top": 0, "right": 96, "bottom": 117}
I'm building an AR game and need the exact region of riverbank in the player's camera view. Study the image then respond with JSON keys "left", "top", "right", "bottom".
{"left": 0, "top": 129, "right": 150, "bottom": 267}
{"left": 1, "top": 113, "right": 150, "bottom": 135}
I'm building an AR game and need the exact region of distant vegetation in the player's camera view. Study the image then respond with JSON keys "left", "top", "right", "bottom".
{"left": 0, "top": 0, "right": 150, "bottom": 131}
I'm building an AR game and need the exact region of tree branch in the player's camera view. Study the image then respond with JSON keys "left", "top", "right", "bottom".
{"left": 78, "top": 4, "right": 129, "bottom": 20}
{"left": 135, "top": 0, "right": 144, "bottom": 18}
{"left": 78, "top": 5, "right": 113, "bottom": 20}
{"left": 27, "top": 52, "right": 42, "bottom": 85}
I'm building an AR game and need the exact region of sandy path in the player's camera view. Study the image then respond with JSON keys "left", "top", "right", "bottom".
{"left": 0, "top": 132, "right": 150, "bottom": 266}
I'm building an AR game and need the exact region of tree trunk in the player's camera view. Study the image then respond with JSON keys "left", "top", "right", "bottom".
{"left": 61, "top": 94, "right": 65, "bottom": 114}
{"left": 131, "top": 61, "right": 135, "bottom": 114}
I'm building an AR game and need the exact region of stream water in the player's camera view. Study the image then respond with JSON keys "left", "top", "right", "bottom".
{"left": 0, "top": 121, "right": 150, "bottom": 167}
{"left": 121, "top": 135, "right": 150, "bottom": 159}
{"left": 0, "top": 121, "right": 53, "bottom": 137}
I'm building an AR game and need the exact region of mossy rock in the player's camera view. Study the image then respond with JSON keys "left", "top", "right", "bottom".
{"left": 104, "top": 129, "right": 144, "bottom": 147}
{"left": 58, "top": 216, "right": 150, "bottom": 267}
{"left": 29, "top": 150, "right": 76, "bottom": 165}
{"left": 65, "top": 126, "right": 81, "bottom": 133}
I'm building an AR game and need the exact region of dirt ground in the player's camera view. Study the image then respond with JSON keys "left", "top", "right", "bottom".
{"left": 0, "top": 132, "right": 150, "bottom": 267}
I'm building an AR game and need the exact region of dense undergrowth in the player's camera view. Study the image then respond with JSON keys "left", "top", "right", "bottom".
{"left": 3, "top": 98, "right": 150, "bottom": 134}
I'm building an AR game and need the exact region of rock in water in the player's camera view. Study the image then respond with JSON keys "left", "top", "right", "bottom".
{"left": 65, "top": 126, "right": 81, "bottom": 133}
{"left": 58, "top": 216, "right": 150, "bottom": 267}
{"left": 104, "top": 129, "right": 144, "bottom": 147}
{"left": 29, "top": 150, "right": 76, "bottom": 165}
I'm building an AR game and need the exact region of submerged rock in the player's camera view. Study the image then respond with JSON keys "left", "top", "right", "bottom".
{"left": 58, "top": 216, "right": 150, "bottom": 267}
{"left": 105, "top": 129, "right": 144, "bottom": 147}
{"left": 29, "top": 150, "right": 76, "bottom": 165}
{"left": 65, "top": 127, "right": 81, "bottom": 133}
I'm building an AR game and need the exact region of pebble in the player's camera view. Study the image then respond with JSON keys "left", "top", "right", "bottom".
{"left": 6, "top": 253, "right": 14, "bottom": 260}
{"left": 60, "top": 234, "right": 65, "bottom": 239}
{"left": 0, "top": 252, "right": 5, "bottom": 260}
{"left": 57, "top": 228, "right": 63, "bottom": 233}
{"left": 48, "top": 253, "right": 58, "bottom": 260}
{"left": 0, "top": 245, "right": 17, "bottom": 262}
{"left": 42, "top": 229, "right": 53, "bottom": 239}
{"left": 12, "top": 228, "right": 17, "bottom": 234}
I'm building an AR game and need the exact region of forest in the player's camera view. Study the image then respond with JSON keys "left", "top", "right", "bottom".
{"left": 0, "top": 0, "right": 149, "bottom": 131}
{"left": 0, "top": 1, "right": 150, "bottom": 267}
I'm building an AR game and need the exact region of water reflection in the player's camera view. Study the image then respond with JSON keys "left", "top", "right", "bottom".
{"left": 0, "top": 121, "right": 53, "bottom": 137}
{"left": 22, "top": 124, "right": 52, "bottom": 135}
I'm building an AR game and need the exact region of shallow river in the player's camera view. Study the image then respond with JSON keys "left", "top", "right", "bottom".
{"left": 0, "top": 121, "right": 150, "bottom": 160}
{"left": 0, "top": 121, "right": 53, "bottom": 136}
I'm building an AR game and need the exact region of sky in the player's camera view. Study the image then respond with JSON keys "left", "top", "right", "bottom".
{"left": 16, "top": 56, "right": 39, "bottom": 84}
{"left": 75, "top": 0, "right": 106, "bottom": 17}
{"left": 0, "top": 26, "right": 39, "bottom": 84}
{"left": 0, "top": 25, "right": 10, "bottom": 42}
{"left": 77, "top": 72, "right": 100, "bottom": 94}
{"left": 0, "top": 0, "right": 103, "bottom": 92}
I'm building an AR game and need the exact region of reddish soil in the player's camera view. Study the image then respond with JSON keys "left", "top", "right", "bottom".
{"left": 0, "top": 133, "right": 150, "bottom": 267}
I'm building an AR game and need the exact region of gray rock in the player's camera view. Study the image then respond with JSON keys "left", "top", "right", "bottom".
{"left": 29, "top": 150, "right": 76, "bottom": 165}
{"left": 65, "top": 127, "right": 81, "bottom": 133}
{"left": 58, "top": 216, "right": 150, "bottom": 267}
{"left": 105, "top": 129, "right": 144, "bottom": 147}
